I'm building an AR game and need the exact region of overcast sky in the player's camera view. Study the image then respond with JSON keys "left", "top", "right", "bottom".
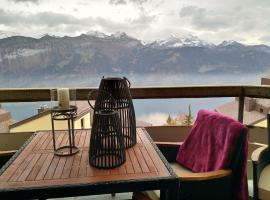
{"left": 0, "top": 0, "right": 269, "bottom": 44}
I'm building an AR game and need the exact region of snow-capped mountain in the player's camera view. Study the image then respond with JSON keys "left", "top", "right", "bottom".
{"left": 149, "top": 35, "right": 213, "bottom": 48}
{"left": 218, "top": 40, "right": 245, "bottom": 47}
{"left": 1, "top": 31, "right": 270, "bottom": 85}
{"left": 86, "top": 30, "right": 108, "bottom": 38}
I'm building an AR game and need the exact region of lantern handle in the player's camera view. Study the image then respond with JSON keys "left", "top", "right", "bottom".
{"left": 123, "top": 77, "right": 131, "bottom": 88}
{"left": 87, "top": 89, "right": 116, "bottom": 111}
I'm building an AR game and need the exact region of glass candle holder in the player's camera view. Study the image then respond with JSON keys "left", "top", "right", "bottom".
{"left": 50, "top": 88, "right": 76, "bottom": 110}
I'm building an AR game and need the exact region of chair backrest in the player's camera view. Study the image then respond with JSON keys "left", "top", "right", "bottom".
{"left": 176, "top": 109, "right": 248, "bottom": 200}
{"left": 176, "top": 109, "right": 248, "bottom": 172}
{"left": 230, "top": 129, "right": 247, "bottom": 173}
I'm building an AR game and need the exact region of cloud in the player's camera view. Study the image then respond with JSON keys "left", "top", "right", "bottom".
{"left": 109, "top": 0, "right": 127, "bottom": 5}
{"left": 179, "top": 6, "right": 232, "bottom": 30}
{"left": 2, "top": 0, "right": 270, "bottom": 44}
{"left": 130, "top": 0, "right": 148, "bottom": 5}
{"left": 0, "top": 9, "right": 90, "bottom": 26}
{"left": 129, "top": 13, "right": 156, "bottom": 28}
{"left": 0, "top": 9, "right": 20, "bottom": 25}
{"left": 30, "top": 12, "right": 90, "bottom": 26}
{"left": 0, "top": 7, "right": 156, "bottom": 39}
{"left": 8, "top": 0, "right": 40, "bottom": 3}
{"left": 109, "top": 0, "right": 147, "bottom": 6}
{"left": 177, "top": 3, "right": 270, "bottom": 44}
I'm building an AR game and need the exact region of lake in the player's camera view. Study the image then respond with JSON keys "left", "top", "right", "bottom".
{"left": 2, "top": 73, "right": 263, "bottom": 125}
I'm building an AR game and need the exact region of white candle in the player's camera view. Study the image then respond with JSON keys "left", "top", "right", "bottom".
{"left": 57, "top": 88, "right": 70, "bottom": 109}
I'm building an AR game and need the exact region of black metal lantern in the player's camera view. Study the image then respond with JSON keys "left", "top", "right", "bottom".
{"left": 51, "top": 106, "right": 79, "bottom": 156}
{"left": 89, "top": 109, "right": 126, "bottom": 169}
{"left": 93, "top": 77, "right": 136, "bottom": 148}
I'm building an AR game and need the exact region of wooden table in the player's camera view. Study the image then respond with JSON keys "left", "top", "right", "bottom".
{"left": 0, "top": 128, "right": 178, "bottom": 200}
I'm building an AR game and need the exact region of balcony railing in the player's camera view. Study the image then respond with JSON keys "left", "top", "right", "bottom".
{"left": 0, "top": 85, "right": 269, "bottom": 195}
{"left": 1, "top": 85, "right": 270, "bottom": 123}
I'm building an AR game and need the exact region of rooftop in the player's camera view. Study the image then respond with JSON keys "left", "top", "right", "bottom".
{"left": 9, "top": 101, "right": 92, "bottom": 129}
{"left": 215, "top": 101, "right": 265, "bottom": 125}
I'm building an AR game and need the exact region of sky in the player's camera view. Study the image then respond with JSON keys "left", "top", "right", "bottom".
{"left": 0, "top": 0, "right": 270, "bottom": 44}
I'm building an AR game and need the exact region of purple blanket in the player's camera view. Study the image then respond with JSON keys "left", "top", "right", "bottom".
{"left": 176, "top": 109, "right": 248, "bottom": 200}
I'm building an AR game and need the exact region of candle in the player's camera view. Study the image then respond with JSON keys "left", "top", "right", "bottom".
{"left": 57, "top": 88, "right": 70, "bottom": 109}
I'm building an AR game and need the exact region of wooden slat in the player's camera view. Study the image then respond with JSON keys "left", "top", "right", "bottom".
{"left": 59, "top": 132, "right": 69, "bottom": 147}
{"left": 8, "top": 154, "right": 35, "bottom": 182}
{"left": 78, "top": 150, "right": 88, "bottom": 177}
{"left": 27, "top": 154, "right": 48, "bottom": 181}
{"left": 75, "top": 131, "right": 82, "bottom": 147}
{"left": 110, "top": 167, "right": 119, "bottom": 175}
{"left": 134, "top": 146, "right": 150, "bottom": 173}
{"left": 0, "top": 129, "right": 172, "bottom": 190}
{"left": 35, "top": 153, "right": 54, "bottom": 180}
{"left": 118, "top": 162, "right": 127, "bottom": 174}
{"left": 84, "top": 130, "right": 90, "bottom": 147}
{"left": 33, "top": 133, "right": 49, "bottom": 150}
{"left": 78, "top": 131, "right": 87, "bottom": 147}
{"left": 125, "top": 149, "right": 135, "bottom": 174}
{"left": 61, "top": 155, "right": 75, "bottom": 179}
{"left": 46, "top": 133, "right": 60, "bottom": 150}
{"left": 139, "top": 146, "right": 157, "bottom": 173}
{"left": 138, "top": 129, "right": 169, "bottom": 175}
{"left": 53, "top": 156, "right": 67, "bottom": 179}
{"left": 44, "top": 155, "right": 60, "bottom": 180}
{"left": 40, "top": 134, "right": 53, "bottom": 150}
{"left": 17, "top": 154, "right": 41, "bottom": 181}
{"left": 128, "top": 148, "right": 142, "bottom": 173}
{"left": 0, "top": 134, "right": 43, "bottom": 181}
{"left": 69, "top": 151, "right": 83, "bottom": 178}
{"left": 2, "top": 85, "right": 270, "bottom": 103}
{"left": 54, "top": 132, "right": 65, "bottom": 150}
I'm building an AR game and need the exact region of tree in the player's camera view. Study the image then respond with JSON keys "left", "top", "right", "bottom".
{"left": 183, "top": 105, "right": 193, "bottom": 126}
{"left": 166, "top": 114, "right": 176, "bottom": 125}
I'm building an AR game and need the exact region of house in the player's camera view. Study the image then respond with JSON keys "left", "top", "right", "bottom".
{"left": 0, "top": 105, "right": 15, "bottom": 133}
{"left": 8, "top": 101, "right": 151, "bottom": 133}
{"left": 9, "top": 101, "right": 93, "bottom": 133}
{"left": 216, "top": 76, "right": 270, "bottom": 125}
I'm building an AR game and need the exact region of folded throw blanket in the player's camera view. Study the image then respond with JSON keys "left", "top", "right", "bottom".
{"left": 176, "top": 109, "right": 248, "bottom": 200}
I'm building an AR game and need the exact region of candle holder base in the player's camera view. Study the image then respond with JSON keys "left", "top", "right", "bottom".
{"left": 54, "top": 146, "right": 79, "bottom": 156}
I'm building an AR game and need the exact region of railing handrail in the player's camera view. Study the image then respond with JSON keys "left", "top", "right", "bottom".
{"left": 1, "top": 85, "right": 270, "bottom": 123}
{"left": 0, "top": 85, "right": 270, "bottom": 102}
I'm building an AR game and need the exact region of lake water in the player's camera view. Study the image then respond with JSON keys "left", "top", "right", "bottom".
{"left": 2, "top": 73, "right": 263, "bottom": 125}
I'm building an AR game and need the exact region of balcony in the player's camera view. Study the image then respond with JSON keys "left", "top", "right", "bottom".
{"left": 0, "top": 85, "right": 269, "bottom": 199}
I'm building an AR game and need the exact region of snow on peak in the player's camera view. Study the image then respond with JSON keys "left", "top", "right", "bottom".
{"left": 86, "top": 31, "right": 108, "bottom": 38}
{"left": 153, "top": 35, "right": 212, "bottom": 48}
{"left": 219, "top": 40, "right": 244, "bottom": 47}
{"left": 111, "top": 32, "right": 128, "bottom": 39}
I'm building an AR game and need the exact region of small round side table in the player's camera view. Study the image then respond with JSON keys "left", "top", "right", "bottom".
{"left": 51, "top": 105, "right": 79, "bottom": 156}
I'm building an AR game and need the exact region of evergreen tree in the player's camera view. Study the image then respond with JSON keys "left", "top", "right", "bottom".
{"left": 166, "top": 114, "right": 176, "bottom": 125}
{"left": 183, "top": 105, "right": 193, "bottom": 125}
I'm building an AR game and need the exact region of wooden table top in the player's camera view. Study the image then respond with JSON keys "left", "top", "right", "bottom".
{"left": 0, "top": 128, "right": 172, "bottom": 191}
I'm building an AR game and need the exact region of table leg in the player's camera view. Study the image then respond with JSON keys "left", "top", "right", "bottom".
{"left": 160, "top": 182, "right": 179, "bottom": 200}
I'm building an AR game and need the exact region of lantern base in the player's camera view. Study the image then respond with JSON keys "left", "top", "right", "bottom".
{"left": 54, "top": 146, "right": 79, "bottom": 157}
{"left": 89, "top": 154, "right": 126, "bottom": 169}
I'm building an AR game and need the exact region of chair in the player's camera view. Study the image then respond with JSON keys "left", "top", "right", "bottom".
{"left": 139, "top": 109, "right": 248, "bottom": 200}
{"left": 251, "top": 113, "right": 270, "bottom": 200}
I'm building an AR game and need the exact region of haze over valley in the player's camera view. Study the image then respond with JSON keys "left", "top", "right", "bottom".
{"left": 0, "top": 32, "right": 268, "bottom": 87}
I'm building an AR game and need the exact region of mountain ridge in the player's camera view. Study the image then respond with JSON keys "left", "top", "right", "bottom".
{"left": 1, "top": 32, "right": 270, "bottom": 81}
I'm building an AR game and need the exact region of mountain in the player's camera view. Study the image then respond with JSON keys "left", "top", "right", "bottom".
{"left": 0, "top": 32, "right": 270, "bottom": 83}
{"left": 148, "top": 35, "right": 213, "bottom": 48}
